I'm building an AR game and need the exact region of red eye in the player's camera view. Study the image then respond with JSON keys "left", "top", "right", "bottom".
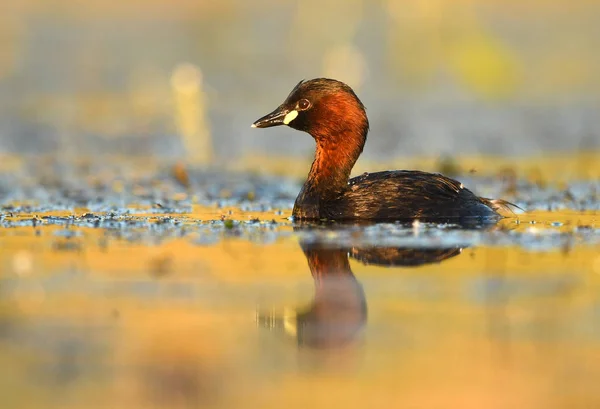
{"left": 298, "top": 99, "right": 311, "bottom": 110}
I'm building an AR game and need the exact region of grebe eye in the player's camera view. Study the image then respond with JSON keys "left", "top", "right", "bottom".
{"left": 297, "top": 99, "right": 311, "bottom": 110}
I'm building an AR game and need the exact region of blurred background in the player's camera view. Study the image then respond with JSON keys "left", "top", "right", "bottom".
{"left": 2, "top": 3, "right": 600, "bottom": 409}
{"left": 1, "top": 0, "right": 599, "bottom": 167}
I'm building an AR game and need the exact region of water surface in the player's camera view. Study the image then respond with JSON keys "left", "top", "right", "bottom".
{"left": 0, "top": 161, "right": 599, "bottom": 409}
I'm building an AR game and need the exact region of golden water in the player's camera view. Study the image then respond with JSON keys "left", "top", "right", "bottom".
{"left": 0, "top": 207, "right": 598, "bottom": 409}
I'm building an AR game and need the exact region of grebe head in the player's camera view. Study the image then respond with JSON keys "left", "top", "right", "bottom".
{"left": 252, "top": 78, "right": 369, "bottom": 143}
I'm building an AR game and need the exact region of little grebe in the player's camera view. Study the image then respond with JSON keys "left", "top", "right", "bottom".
{"left": 252, "top": 78, "right": 509, "bottom": 221}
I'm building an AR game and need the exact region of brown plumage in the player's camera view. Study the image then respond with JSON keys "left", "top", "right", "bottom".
{"left": 252, "top": 78, "right": 513, "bottom": 222}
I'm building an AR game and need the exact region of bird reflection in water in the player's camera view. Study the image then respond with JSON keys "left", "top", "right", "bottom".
{"left": 257, "top": 234, "right": 464, "bottom": 349}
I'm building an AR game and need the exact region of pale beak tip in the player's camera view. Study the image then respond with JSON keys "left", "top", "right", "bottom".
{"left": 250, "top": 123, "right": 257, "bottom": 128}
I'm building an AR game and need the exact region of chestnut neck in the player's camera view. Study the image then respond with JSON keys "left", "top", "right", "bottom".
{"left": 302, "top": 120, "right": 367, "bottom": 200}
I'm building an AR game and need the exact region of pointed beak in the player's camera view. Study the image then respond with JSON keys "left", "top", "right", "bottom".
{"left": 251, "top": 106, "right": 290, "bottom": 128}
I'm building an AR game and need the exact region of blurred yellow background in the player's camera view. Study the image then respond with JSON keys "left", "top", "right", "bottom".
{"left": 1, "top": 0, "right": 599, "bottom": 170}
{"left": 1, "top": 4, "right": 599, "bottom": 409}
